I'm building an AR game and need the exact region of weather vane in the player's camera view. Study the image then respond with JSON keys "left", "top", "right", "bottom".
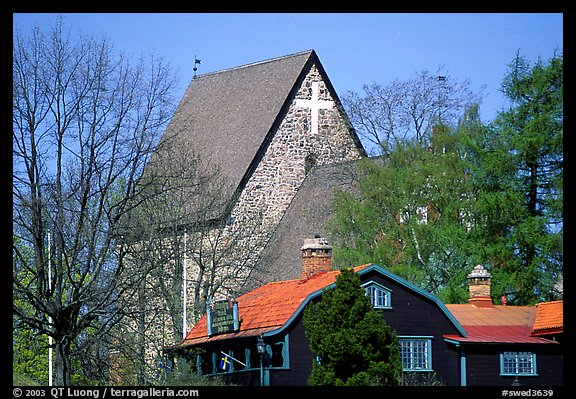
{"left": 193, "top": 56, "right": 201, "bottom": 78}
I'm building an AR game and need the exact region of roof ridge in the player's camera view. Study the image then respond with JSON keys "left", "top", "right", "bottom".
{"left": 193, "top": 49, "right": 314, "bottom": 79}
{"left": 261, "top": 265, "right": 368, "bottom": 286}
{"left": 445, "top": 303, "right": 535, "bottom": 308}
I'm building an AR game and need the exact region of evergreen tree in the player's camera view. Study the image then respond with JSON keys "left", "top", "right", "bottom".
{"left": 303, "top": 268, "right": 402, "bottom": 386}
{"left": 329, "top": 51, "right": 562, "bottom": 305}
{"left": 465, "top": 52, "right": 563, "bottom": 304}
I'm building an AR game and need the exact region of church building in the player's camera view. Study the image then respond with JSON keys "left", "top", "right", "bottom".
{"left": 159, "top": 47, "right": 367, "bottom": 306}
{"left": 120, "top": 50, "right": 367, "bottom": 381}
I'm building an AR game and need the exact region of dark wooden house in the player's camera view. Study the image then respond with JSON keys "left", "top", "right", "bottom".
{"left": 444, "top": 267, "right": 563, "bottom": 386}
{"left": 167, "top": 236, "right": 562, "bottom": 386}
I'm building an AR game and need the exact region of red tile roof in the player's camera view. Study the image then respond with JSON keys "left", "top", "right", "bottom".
{"left": 532, "top": 300, "right": 563, "bottom": 336}
{"left": 444, "top": 325, "right": 555, "bottom": 344}
{"left": 180, "top": 265, "right": 370, "bottom": 347}
{"left": 178, "top": 263, "right": 562, "bottom": 348}
{"left": 445, "top": 304, "right": 536, "bottom": 327}
{"left": 444, "top": 302, "right": 561, "bottom": 344}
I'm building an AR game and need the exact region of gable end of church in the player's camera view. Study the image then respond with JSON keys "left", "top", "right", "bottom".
{"left": 229, "top": 51, "right": 365, "bottom": 231}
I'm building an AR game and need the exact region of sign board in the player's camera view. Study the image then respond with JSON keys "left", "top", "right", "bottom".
{"left": 207, "top": 299, "right": 239, "bottom": 336}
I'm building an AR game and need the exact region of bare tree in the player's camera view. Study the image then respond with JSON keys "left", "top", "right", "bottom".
{"left": 12, "top": 18, "right": 177, "bottom": 385}
{"left": 343, "top": 67, "right": 485, "bottom": 156}
{"left": 114, "top": 132, "right": 273, "bottom": 384}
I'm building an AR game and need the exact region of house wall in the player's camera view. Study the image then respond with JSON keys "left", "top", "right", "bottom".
{"left": 270, "top": 315, "right": 315, "bottom": 386}
{"left": 360, "top": 269, "right": 463, "bottom": 386}
{"left": 209, "top": 318, "right": 315, "bottom": 386}
{"left": 464, "top": 344, "right": 563, "bottom": 386}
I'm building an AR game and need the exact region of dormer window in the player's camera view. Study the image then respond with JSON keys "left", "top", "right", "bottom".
{"left": 362, "top": 281, "right": 392, "bottom": 309}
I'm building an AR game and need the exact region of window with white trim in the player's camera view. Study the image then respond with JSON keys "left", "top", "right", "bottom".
{"left": 399, "top": 337, "right": 432, "bottom": 371}
{"left": 500, "top": 352, "right": 537, "bottom": 375}
{"left": 398, "top": 205, "right": 429, "bottom": 225}
{"left": 362, "top": 282, "right": 392, "bottom": 309}
{"left": 416, "top": 205, "right": 428, "bottom": 224}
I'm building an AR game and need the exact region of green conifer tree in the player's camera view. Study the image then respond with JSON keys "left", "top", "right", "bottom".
{"left": 303, "top": 268, "right": 402, "bottom": 386}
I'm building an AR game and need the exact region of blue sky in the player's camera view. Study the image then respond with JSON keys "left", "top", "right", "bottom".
{"left": 13, "top": 13, "right": 563, "bottom": 125}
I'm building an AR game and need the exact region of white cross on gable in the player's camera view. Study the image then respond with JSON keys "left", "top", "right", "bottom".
{"left": 295, "top": 81, "right": 334, "bottom": 134}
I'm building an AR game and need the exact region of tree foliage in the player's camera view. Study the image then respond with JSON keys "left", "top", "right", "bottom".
{"left": 329, "top": 52, "right": 562, "bottom": 305}
{"left": 303, "top": 268, "right": 402, "bottom": 386}
{"left": 465, "top": 51, "right": 563, "bottom": 304}
{"left": 13, "top": 236, "right": 49, "bottom": 384}
{"left": 329, "top": 126, "right": 477, "bottom": 303}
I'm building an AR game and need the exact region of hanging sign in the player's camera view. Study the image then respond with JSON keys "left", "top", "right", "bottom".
{"left": 207, "top": 299, "right": 239, "bottom": 336}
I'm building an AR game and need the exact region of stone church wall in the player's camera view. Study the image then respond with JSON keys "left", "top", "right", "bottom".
{"left": 181, "top": 64, "right": 364, "bottom": 327}
{"left": 230, "top": 64, "right": 362, "bottom": 232}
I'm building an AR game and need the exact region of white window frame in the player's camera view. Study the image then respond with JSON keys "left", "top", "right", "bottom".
{"left": 398, "top": 337, "right": 433, "bottom": 372}
{"left": 362, "top": 281, "right": 392, "bottom": 309}
{"left": 500, "top": 351, "right": 537, "bottom": 376}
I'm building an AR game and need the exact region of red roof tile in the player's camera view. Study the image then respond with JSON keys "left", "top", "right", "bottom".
{"left": 532, "top": 300, "right": 563, "bottom": 336}
{"left": 180, "top": 265, "right": 370, "bottom": 347}
{"left": 444, "top": 302, "right": 560, "bottom": 344}
{"left": 444, "top": 325, "right": 556, "bottom": 344}
{"left": 445, "top": 303, "right": 536, "bottom": 327}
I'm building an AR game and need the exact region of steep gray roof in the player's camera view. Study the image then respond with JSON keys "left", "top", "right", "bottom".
{"left": 157, "top": 50, "right": 315, "bottom": 216}
{"left": 151, "top": 49, "right": 365, "bottom": 224}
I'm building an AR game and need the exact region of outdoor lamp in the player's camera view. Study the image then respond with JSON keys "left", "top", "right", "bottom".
{"left": 257, "top": 336, "right": 266, "bottom": 355}
{"left": 257, "top": 335, "right": 266, "bottom": 386}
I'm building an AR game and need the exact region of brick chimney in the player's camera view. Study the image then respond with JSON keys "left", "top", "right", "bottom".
{"left": 467, "top": 265, "right": 493, "bottom": 308}
{"left": 301, "top": 234, "right": 333, "bottom": 279}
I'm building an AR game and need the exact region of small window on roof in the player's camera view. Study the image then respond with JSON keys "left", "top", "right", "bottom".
{"left": 362, "top": 281, "right": 392, "bottom": 309}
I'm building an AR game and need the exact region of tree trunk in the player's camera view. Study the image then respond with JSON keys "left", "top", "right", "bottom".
{"left": 55, "top": 338, "right": 72, "bottom": 386}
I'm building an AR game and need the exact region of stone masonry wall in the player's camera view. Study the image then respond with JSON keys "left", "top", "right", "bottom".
{"left": 189, "top": 64, "right": 364, "bottom": 314}
{"left": 230, "top": 64, "right": 363, "bottom": 231}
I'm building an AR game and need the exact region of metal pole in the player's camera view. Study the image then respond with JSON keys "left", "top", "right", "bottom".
{"left": 257, "top": 336, "right": 265, "bottom": 386}
{"left": 182, "top": 230, "right": 187, "bottom": 340}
